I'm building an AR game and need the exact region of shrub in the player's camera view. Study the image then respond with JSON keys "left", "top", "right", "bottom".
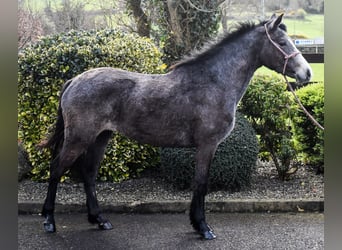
{"left": 296, "top": 8, "right": 307, "bottom": 19}
{"left": 239, "top": 74, "right": 297, "bottom": 180}
{"left": 292, "top": 83, "right": 324, "bottom": 168}
{"left": 159, "top": 112, "right": 259, "bottom": 191}
{"left": 287, "top": 9, "right": 307, "bottom": 19}
{"left": 18, "top": 29, "right": 165, "bottom": 182}
{"left": 290, "top": 34, "right": 309, "bottom": 40}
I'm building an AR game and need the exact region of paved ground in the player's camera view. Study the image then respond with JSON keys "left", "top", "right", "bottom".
{"left": 18, "top": 212, "right": 323, "bottom": 250}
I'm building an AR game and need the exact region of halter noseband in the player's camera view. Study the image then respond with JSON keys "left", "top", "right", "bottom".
{"left": 264, "top": 24, "right": 300, "bottom": 75}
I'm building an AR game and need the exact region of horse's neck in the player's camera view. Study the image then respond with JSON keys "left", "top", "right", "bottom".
{"left": 208, "top": 35, "right": 262, "bottom": 102}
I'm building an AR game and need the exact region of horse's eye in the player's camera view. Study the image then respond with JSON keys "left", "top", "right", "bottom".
{"left": 279, "top": 41, "right": 286, "bottom": 46}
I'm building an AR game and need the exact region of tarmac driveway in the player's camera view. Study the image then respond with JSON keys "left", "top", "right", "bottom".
{"left": 18, "top": 212, "right": 323, "bottom": 250}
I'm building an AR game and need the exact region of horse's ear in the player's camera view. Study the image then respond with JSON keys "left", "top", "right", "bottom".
{"left": 270, "top": 13, "right": 277, "bottom": 20}
{"left": 267, "top": 13, "right": 284, "bottom": 31}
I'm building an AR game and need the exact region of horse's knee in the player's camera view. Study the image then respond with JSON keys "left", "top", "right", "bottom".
{"left": 193, "top": 181, "right": 208, "bottom": 195}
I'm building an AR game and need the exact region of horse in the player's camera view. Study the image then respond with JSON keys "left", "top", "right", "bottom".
{"left": 40, "top": 14, "right": 312, "bottom": 240}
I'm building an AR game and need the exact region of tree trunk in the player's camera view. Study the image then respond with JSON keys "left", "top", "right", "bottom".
{"left": 127, "top": 0, "right": 151, "bottom": 37}
{"left": 166, "top": 0, "right": 183, "bottom": 44}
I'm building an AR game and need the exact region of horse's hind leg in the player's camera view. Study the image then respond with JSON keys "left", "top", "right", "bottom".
{"left": 190, "top": 144, "right": 218, "bottom": 240}
{"left": 41, "top": 156, "right": 62, "bottom": 233}
{"left": 42, "top": 141, "right": 88, "bottom": 233}
{"left": 79, "top": 130, "right": 113, "bottom": 230}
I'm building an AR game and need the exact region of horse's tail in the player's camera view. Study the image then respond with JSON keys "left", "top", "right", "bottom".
{"left": 39, "top": 79, "right": 73, "bottom": 158}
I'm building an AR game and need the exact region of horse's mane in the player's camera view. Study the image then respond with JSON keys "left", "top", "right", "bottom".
{"left": 169, "top": 20, "right": 274, "bottom": 70}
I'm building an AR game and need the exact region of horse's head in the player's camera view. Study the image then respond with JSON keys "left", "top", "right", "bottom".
{"left": 260, "top": 14, "right": 312, "bottom": 84}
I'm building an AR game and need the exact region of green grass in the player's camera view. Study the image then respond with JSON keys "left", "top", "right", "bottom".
{"left": 283, "top": 14, "right": 324, "bottom": 39}
{"left": 310, "top": 63, "right": 324, "bottom": 82}
{"left": 255, "top": 63, "right": 324, "bottom": 82}
{"left": 225, "top": 13, "right": 324, "bottom": 39}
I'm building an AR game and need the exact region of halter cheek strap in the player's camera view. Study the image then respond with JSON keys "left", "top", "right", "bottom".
{"left": 264, "top": 24, "right": 301, "bottom": 75}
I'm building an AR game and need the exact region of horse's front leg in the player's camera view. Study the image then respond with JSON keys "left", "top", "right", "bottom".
{"left": 190, "top": 144, "right": 218, "bottom": 240}
{"left": 84, "top": 183, "right": 113, "bottom": 230}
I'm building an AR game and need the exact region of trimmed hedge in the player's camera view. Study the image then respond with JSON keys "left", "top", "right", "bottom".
{"left": 239, "top": 74, "right": 297, "bottom": 180}
{"left": 292, "top": 82, "right": 324, "bottom": 168}
{"left": 159, "top": 112, "right": 259, "bottom": 191}
{"left": 18, "top": 29, "right": 165, "bottom": 182}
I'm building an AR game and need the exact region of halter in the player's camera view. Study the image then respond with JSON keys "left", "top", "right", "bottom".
{"left": 264, "top": 24, "right": 301, "bottom": 75}
{"left": 264, "top": 23, "right": 324, "bottom": 131}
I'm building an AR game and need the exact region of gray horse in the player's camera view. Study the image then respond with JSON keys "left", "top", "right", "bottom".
{"left": 41, "top": 14, "right": 311, "bottom": 240}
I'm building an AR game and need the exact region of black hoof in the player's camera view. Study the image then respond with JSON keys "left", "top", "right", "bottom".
{"left": 202, "top": 230, "right": 216, "bottom": 240}
{"left": 98, "top": 221, "right": 113, "bottom": 230}
{"left": 88, "top": 214, "right": 113, "bottom": 230}
{"left": 43, "top": 214, "right": 56, "bottom": 233}
{"left": 192, "top": 221, "right": 216, "bottom": 240}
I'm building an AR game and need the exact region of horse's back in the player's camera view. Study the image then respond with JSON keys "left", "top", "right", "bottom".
{"left": 59, "top": 66, "right": 234, "bottom": 148}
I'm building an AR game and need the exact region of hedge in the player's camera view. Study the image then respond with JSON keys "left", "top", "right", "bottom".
{"left": 292, "top": 82, "right": 324, "bottom": 168}
{"left": 18, "top": 29, "right": 165, "bottom": 182}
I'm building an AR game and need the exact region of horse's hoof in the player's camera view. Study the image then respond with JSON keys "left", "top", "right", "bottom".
{"left": 43, "top": 220, "right": 56, "bottom": 233}
{"left": 43, "top": 214, "right": 56, "bottom": 233}
{"left": 88, "top": 214, "right": 113, "bottom": 230}
{"left": 202, "top": 230, "right": 216, "bottom": 240}
{"left": 98, "top": 221, "right": 113, "bottom": 230}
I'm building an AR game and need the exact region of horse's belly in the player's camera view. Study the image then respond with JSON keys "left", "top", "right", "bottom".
{"left": 118, "top": 121, "right": 194, "bottom": 147}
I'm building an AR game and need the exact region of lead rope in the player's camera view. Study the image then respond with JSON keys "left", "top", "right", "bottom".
{"left": 264, "top": 24, "right": 324, "bottom": 131}
{"left": 283, "top": 75, "right": 324, "bottom": 131}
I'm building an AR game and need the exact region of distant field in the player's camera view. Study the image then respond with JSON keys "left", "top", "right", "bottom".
{"left": 283, "top": 14, "right": 324, "bottom": 39}
{"left": 225, "top": 13, "right": 324, "bottom": 39}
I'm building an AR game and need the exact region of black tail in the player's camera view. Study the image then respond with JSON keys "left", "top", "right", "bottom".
{"left": 40, "top": 79, "right": 73, "bottom": 158}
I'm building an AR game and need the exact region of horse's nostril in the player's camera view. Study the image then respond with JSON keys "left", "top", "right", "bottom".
{"left": 306, "top": 69, "right": 311, "bottom": 80}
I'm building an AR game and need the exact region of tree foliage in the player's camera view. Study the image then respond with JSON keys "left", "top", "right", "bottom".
{"left": 158, "top": 0, "right": 222, "bottom": 64}
{"left": 126, "top": 0, "right": 222, "bottom": 64}
{"left": 291, "top": 83, "right": 324, "bottom": 169}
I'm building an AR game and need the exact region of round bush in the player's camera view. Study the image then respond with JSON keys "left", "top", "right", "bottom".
{"left": 159, "top": 112, "right": 259, "bottom": 191}
{"left": 239, "top": 74, "right": 297, "bottom": 180}
{"left": 18, "top": 29, "right": 165, "bottom": 182}
{"left": 292, "top": 82, "right": 324, "bottom": 168}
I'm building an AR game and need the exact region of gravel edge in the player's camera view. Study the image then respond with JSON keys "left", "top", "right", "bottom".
{"left": 18, "top": 162, "right": 324, "bottom": 213}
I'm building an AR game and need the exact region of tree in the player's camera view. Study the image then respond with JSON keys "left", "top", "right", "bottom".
{"left": 299, "top": 0, "right": 324, "bottom": 14}
{"left": 162, "top": 0, "right": 224, "bottom": 64}
{"left": 18, "top": 1, "right": 44, "bottom": 50}
{"left": 127, "top": 0, "right": 151, "bottom": 37}
{"left": 43, "top": 0, "right": 90, "bottom": 33}
{"left": 126, "top": 0, "right": 222, "bottom": 65}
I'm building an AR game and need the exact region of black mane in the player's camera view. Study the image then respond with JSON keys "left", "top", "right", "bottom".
{"left": 170, "top": 20, "right": 268, "bottom": 70}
